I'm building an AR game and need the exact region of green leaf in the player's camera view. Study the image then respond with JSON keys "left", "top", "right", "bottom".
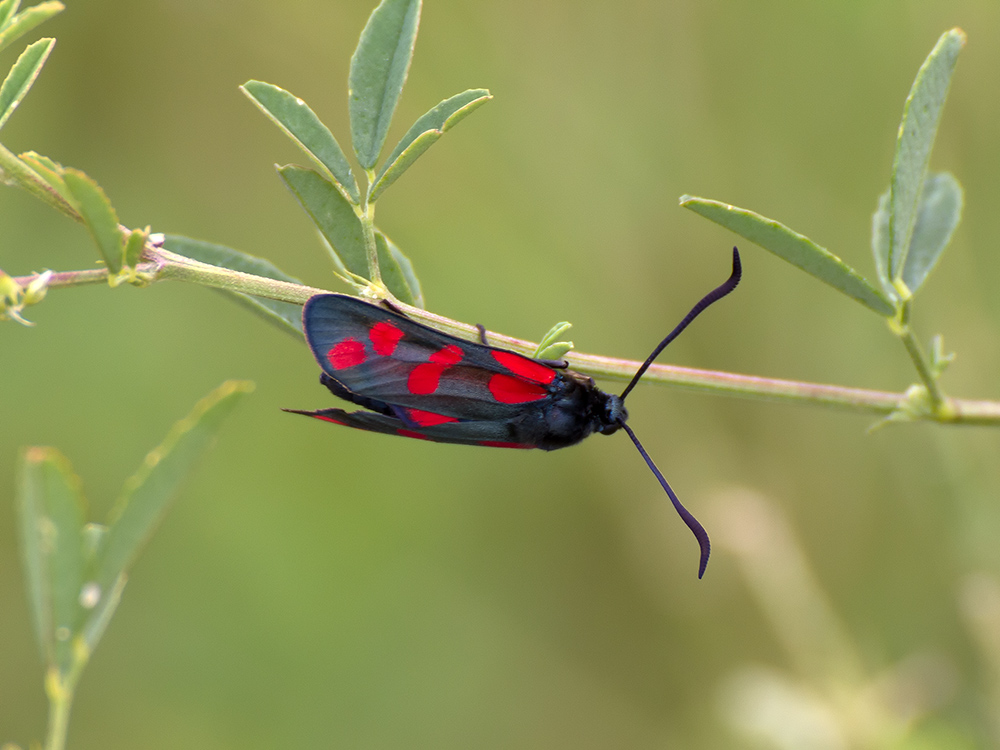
{"left": 872, "top": 171, "right": 963, "bottom": 299}
{"left": 902, "top": 171, "right": 962, "bottom": 295}
{"left": 0, "top": 144, "right": 76, "bottom": 219}
{"left": 370, "top": 88, "right": 491, "bottom": 202}
{"left": 534, "top": 321, "right": 574, "bottom": 360}
{"left": 889, "top": 28, "right": 965, "bottom": 280}
{"left": 78, "top": 522, "right": 122, "bottom": 652}
{"left": 349, "top": 0, "right": 422, "bottom": 170}
{"left": 18, "top": 150, "right": 64, "bottom": 190}
{"left": 279, "top": 165, "right": 368, "bottom": 277}
{"left": 163, "top": 234, "right": 306, "bottom": 337}
{"left": 0, "top": 36, "right": 53, "bottom": 130}
{"left": 871, "top": 188, "right": 891, "bottom": 295}
{"left": 80, "top": 569, "right": 124, "bottom": 653}
{"left": 0, "top": 1, "right": 62, "bottom": 55}
{"left": 92, "top": 381, "right": 253, "bottom": 616}
{"left": 123, "top": 226, "right": 147, "bottom": 268}
{"left": 17, "top": 446, "right": 86, "bottom": 675}
{"left": 0, "top": 0, "right": 21, "bottom": 31}
{"left": 681, "top": 195, "right": 896, "bottom": 317}
{"left": 242, "top": 80, "right": 360, "bottom": 204}
{"left": 62, "top": 169, "right": 125, "bottom": 275}
{"left": 375, "top": 230, "right": 423, "bottom": 307}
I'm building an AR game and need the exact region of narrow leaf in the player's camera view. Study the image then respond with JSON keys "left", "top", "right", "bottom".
{"left": 889, "top": 28, "right": 965, "bottom": 279}
{"left": 534, "top": 321, "right": 573, "bottom": 360}
{"left": 17, "top": 446, "right": 86, "bottom": 675}
{"left": 370, "top": 89, "right": 491, "bottom": 202}
{"left": 681, "top": 195, "right": 896, "bottom": 317}
{"left": 18, "top": 150, "right": 65, "bottom": 190}
{"left": 242, "top": 80, "right": 360, "bottom": 204}
{"left": 902, "top": 171, "right": 962, "bottom": 294}
{"left": 0, "top": 36, "right": 54, "bottom": 130}
{"left": 123, "top": 227, "right": 148, "bottom": 268}
{"left": 349, "top": 0, "right": 422, "bottom": 169}
{"left": 0, "top": 145, "right": 76, "bottom": 219}
{"left": 0, "top": 1, "right": 62, "bottom": 55}
{"left": 871, "top": 188, "right": 891, "bottom": 296}
{"left": 0, "top": 0, "right": 22, "bottom": 30}
{"left": 62, "top": 169, "right": 124, "bottom": 274}
{"left": 80, "top": 572, "right": 124, "bottom": 653}
{"left": 93, "top": 381, "right": 253, "bottom": 610}
{"left": 163, "top": 234, "right": 305, "bottom": 337}
{"left": 375, "top": 230, "right": 422, "bottom": 306}
{"left": 17, "top": 446, "right": 52, "bottom": 663}
{"left": 77, "top": 523, "right": 123, "bottom": 652}
{"left": 278, "top": 165, "right": 368, "bottom": 277}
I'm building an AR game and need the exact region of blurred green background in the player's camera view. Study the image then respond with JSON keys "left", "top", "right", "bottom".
{"left": 3, "top": 1, "right": 1000, "bottom": 747}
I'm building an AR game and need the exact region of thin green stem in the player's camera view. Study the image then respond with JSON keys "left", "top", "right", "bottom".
{"left": 43, "top": 640, "right": 89, "bottom": 750}
{"left": 154, "top": 247, "right": 327, "bottom": 303}
{"left": 889, "top": 295, "right": 948, "bottom": 414}
{"left": 360, "top": 170, "right": 382, "bottom": 286}
{"left": 12, "top": 253, "right": 1000, "bottom": 426}
{"left": 44, "top": 684, "right": 72, "bottom": 750}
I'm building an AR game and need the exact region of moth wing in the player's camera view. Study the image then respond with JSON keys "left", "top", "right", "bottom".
{"left": 284, "top": 407, "right": 537, "bottom": 449}
{"left": 303, "top": 294, "right": 559, "bottom": 421}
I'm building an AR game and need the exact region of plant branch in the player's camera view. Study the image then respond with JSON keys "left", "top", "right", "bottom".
{"left": 13, "top": 252, "right": 1000, "bottom": 426}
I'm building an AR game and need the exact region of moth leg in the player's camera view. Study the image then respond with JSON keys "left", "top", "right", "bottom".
{"left": 475, "top": 324, "right": 488, "bottom": 345}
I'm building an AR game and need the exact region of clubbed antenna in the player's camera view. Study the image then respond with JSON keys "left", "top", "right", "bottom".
{"left": 617, "top": 248, "right": 741, "bottom": 578}
{"left": 619, "top": 247, "right": 741, "bottom": 402}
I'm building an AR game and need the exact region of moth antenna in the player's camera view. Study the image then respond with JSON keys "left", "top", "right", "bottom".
{"left": 618, "top": 420, "right": 711, "bottom": 578}
{"left": 619, "top": 247, "right": 741, "bottom": 402}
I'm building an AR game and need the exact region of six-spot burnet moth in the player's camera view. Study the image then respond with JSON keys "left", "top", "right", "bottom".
{"left": 286, "top": 248, "right": 742, "bottom": 578}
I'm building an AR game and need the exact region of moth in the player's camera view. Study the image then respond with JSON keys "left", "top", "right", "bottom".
{"left": 287, "top": 248, "right": 741, "bottom": 577}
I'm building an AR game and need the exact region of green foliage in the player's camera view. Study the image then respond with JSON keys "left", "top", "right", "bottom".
{"left": 163, "top": 234, "right": 307, "bottom": 337}
{"left": 374, "top": 230, "right": 423, "bottom": 307}
{"left": 16, "top": 382, "right": 251, "bottom": 749}
{"left": 278, "top": 164, "right": 369, "bottom": 275}
{"left": 62, "top": 170, "right": 125, "bottom": 275}
{"left": 682, "top": 28, "right": 967, "bottom": 420}
{"left": 370, "top": 88, "right": 492, "bottom": 201}
{"left": 679, "top": 196, "right": 895, "bottom": 316}
{"left": 0, "top": 36, "right": 52, "bottom": 130}
{"left": 348, "top": 0, "right": 421, "bottom": 170}
{"left": 1, "top": 4, "right": 999, "bottom": 749}
{"left": 0, "top": 0, "right": 61, "bottom": 56}
{"left": 534, "top": 321, "right": 574, "bottom": 361}
{"left": 872, "top": 172, "right": 963, "bottom": 299}
{"left": 889, "top": 30, "right": 965, "bottom": 281}
{"left": 241, "top": 80, "right": 360, "bottom": 204}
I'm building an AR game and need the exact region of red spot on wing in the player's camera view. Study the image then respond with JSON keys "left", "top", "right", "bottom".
{"left": 327, "top": 339, "right": 366, "bottom": 369}
{"left": 430, "top": 344, "right": 464, "bottom": 365}
{"left": 369, "top": 321, "right": 404, "bottom": 356}
{"left": 479, "top": 440, "right": 534, "bottom": 449}
{"left": 491, "top": 350, "right": 556, "bottom": 384}
{"left": 312, "top": 414, "right": 346, "bottom": 425}
{"left": 397, "top": 428, "right": 430, "bottom": 440}
{"left": 408, "top": 363, "right": 446, "bottom": 394}
{"left": 406, "top": 345, "right": 465, "bottom": 395}
{"left": 406, "top": 408, "right": 459, "bottom": 427}
{"left": 488, "top": 373, "right": 549, "bottom": 404}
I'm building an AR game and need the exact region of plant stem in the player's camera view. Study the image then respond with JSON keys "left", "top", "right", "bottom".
{"left": 360, "top": 172, "right": 382, "bottom": 286}
{"left": 44, "top": 685, "right": 72, "bottom": 750}
{"left": 890, "top": 295, "right": 948, "bottom": 414}
{"left": 12, "top": 254, "right": 1000, "bottom": 425}
{"left": 43, "top": 641, "right": 89, "bottom": 750}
